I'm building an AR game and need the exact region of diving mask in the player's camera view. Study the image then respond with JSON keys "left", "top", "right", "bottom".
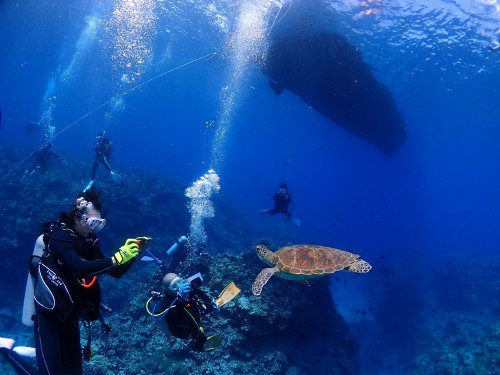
{"left": 83, "top": 216, "right": 106, "bottom": 232}
{"left": 169, "top": 276, "right": 182, "bottom": 291}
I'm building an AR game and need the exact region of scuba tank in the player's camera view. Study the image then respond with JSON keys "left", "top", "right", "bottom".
{"left": 167, "top": 236, "right": 187, "bottom": 256}
{"left": 22, "top": 235, "right": 45, "bottom": 327}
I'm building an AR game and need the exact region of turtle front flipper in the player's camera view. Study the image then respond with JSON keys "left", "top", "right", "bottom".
{"left": 347, "top": 259, "right": 372, "bottom": 273}
{"left": 252, "top": 267, "right": 278, "bottom": 296}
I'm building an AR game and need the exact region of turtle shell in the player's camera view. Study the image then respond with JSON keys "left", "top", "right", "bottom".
{"left": 276, "top": 245, "right": 359, "bottom": 275}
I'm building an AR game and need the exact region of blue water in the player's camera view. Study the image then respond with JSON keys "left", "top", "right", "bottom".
{"left": 1, "top": 0, "right": 499, "bottom": 373}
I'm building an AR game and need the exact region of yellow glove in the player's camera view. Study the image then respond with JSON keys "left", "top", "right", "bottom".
{"left": 113, "top": 238, "right": 140, "bottom": 265}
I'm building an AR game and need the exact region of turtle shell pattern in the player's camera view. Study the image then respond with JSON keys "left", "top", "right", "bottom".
{"left": 275, "top": 245, "right": 360, "bottom": 275}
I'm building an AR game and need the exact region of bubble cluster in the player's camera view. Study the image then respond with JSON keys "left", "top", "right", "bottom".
{"left": 210, "top": 1, "right": 274, "bottom": 170}
{"left": 105, "top": 0, "right": 158, "bottom": 84}
{"left": 185, "top": 170, "right": 221, "bottom": 252}
{"left": 61, "top": 15, "right": 100, "bottom": 82}
{"left": 40, "top": 78, "right": 57, "bottom": 142}
{"left": 37, "top": 15, "right": 100, "bottom": 140}
{"left": 103, "top": 94, "right": 126, "bottom": 126}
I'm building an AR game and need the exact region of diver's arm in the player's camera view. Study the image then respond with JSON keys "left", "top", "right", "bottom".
{"left": 50, "top": 231, "right": 115, "bottom": 278}
{"left": 58, "top": 246, "right": 115, "bottom": 278}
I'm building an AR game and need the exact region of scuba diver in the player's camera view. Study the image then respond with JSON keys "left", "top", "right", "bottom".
{"left": 21, "top": 141, "right": 63, "bottom": 181}
{"left": 1, "top": 185, "right": 151, "bottom": 375}
{"left": 259, "top": 183, "right": 301, "bottom": 225}
{"left": 90, "top": 130, "right": 122, "bottom": 185}
{"left": 262, "top": 183, "right": 293, "bottom": 219}
{"left": 146, "top": 272, "right": 240, "bottom": 352}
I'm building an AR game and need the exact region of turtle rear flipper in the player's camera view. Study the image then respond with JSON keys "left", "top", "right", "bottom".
{"left": 252, "top": 267, "right": 278, "bottom": 296}
{"left": 348, "top": 259, "right": 372, "bottom": 273}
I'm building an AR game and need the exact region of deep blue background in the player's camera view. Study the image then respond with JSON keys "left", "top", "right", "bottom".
{"left": 2, "top": 0, "right": 498, "bottom": 260}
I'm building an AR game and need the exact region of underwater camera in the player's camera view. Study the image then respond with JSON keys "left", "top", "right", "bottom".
{"left": 187, "top": 272, "right": 203, "bottom": 289}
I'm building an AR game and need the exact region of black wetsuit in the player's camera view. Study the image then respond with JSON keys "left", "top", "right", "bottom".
{"left": 161, "top": 289, "right": 216, "bottom": 351}
{"left": 33, "top": 224, "right": 129, "bottom": 375}
{"left": 91, "top": 137, "right": 113, "bottom": 179}
{"left": 268, "top": 188, "right": 292, "bottom": 220}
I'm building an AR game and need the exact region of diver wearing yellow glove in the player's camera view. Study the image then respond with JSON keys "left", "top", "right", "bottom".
{"left": 23, "top": 186, "right": 153, "bottom": 375}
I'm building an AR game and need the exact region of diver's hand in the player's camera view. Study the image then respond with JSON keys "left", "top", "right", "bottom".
{"left": 177, "top": 280, "right": 192, "bottom": 300}
{"left": 178, "top": 280, "right": 192, "bottom": 294}
{"left": 113, "top": 239, "right": 140, "bottom": 265}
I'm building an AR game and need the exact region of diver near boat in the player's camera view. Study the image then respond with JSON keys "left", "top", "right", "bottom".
{"left": 268, "top": 183, "right": 292, "bottom": 220}
{"left": 260, "top": 183, "right": 301, "bottom": 225}
{"left": 146, "top": 272, "right": 240, "bottom": 351}
{"left": 1, "top": 185, "right": 151, "bottom": 375}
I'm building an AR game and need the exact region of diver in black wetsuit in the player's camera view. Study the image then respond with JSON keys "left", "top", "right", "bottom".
{"left": 147, "top": 273, "right": 220, "bottom": 352}
{"left": 33, "top": 187, "right": 149, "bottom": 374}
{"left": 266, "top": 183, "right": 293, "bottom": 220}
{"left": 21, "top": 141, "right": 63, "bottom": 181}
{"left": 91, "top": 131, "right": 113, "bottom": 180}
{"left": 1, "top": 186, "right": 150, "bottom": 374}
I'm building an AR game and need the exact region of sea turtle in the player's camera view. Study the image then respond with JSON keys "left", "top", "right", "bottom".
{"left": 252, "top": 244, "right": 372, "bottom": 295}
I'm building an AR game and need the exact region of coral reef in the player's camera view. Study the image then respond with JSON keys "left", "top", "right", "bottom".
{"left": 411, "top": 309, "right": 500, "bottom": 375}
{"left": 409, "top": 253, "right": 500, "bottom": 375}
{"left": 2, "top": 145, "right": 499, "bottom": 374}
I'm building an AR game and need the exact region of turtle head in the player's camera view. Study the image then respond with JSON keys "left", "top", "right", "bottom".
{"left": 255, "top": 245, "right": 277, "bottom": 266}
{"left": 348, "top": 259, "right": 372, "bottom": 273}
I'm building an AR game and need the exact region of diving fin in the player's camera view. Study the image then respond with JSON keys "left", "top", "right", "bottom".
{"left": 110, "top": 171, "right": 123, "bottom": 183}
{"left": 83, "top": 180, "right": 94, "bottom": 193}
{"left": 203, "top": 335, "right": 222, "bottom": 351}
{"left": 215, "top": 282, "right": 240, "bottom": 307}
